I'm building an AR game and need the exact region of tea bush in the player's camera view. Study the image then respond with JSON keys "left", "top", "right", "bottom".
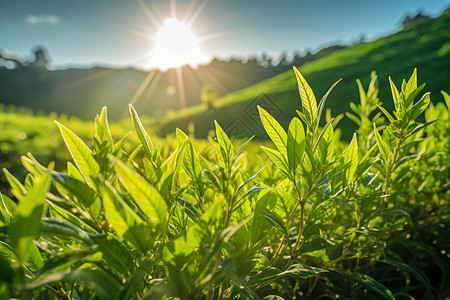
{"left": 0, "top": 68, "right": 448, "bottom": 299}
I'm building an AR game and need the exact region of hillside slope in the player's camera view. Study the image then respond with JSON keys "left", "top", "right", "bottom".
{"left": 158, "top": 11, "right": 450, "bottom": 140}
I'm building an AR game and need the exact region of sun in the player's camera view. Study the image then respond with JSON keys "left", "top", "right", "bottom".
{"left": 150, "top": 18, "right": 206, "bottom": 70}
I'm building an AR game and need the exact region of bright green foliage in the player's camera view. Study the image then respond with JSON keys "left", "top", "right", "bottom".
{"left": 0, "top": 70, "right": 448, "bottom": 300}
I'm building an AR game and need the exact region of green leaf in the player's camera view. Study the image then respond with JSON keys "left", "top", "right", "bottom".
{"left": 260, "top": 212, "right": 288, "bottom": 237}
{"left": 21, "top": 154, "right": 47, "bottom": 177}
{"left": 52, "top": 171, "right": 101, "bottom": 219}
{"left": 280, "top": 263, "right": 327, "bottom": 278}
{"left": 176, "top": 197, "right": 201, "bottom": 222}
{"left": 203, "top": 168, "right": 222, "bottom": 191}
{"left": 40, "top": 218, "right": 93, "bottom": 244}
{"left": 143, "top": 157, "right": 159, "bottom": 186}
{"left": 235, "top": 167, "right": 265, "bottom": 197}
{"left": 55, "top": 121, "right": 100, "bottom": 189}
{"left": 129, "top": 104, "right": 154, "bottom": 159}
{"left": 261, "top": 146, "right": 290, "bottom": 179}
{"left": 176, "top": 129, "right": 203, "bottom": 182}
{"left": 90, "top": 234, "right": 135, "bottom": 275}
{"left": 67, "top": 161, "right": 85, "bottom": 182}
{"left": 163, "top": 198, "right": 223, "bottom": 268}
{"left": 158, "top": 143, "right": 185, "bottom": 197}
{"left": 389, "top": 76, "right": 401, "bottom": 112}
{"left": 407, "top": 92, "right": 430, "bottom": 121}
{"left": 317, "top": 123, "right": 334, "bottom": 165}
{"left": 234, "top": 135, "right": 255, "bottom": 162}
{"left": 3, "top": 168, "right": 27, "bottom": 200}
{"left": 307, "top": 170, "right": 340, "bottom": 197}
{"left": 215, "top": 121, "right": 235, "bottom": 170}
{"left": 293, "top": 67, "right": 318, "bottom": 126}
{"left": 9, "top": 173, "right": 51, "bottom": 264}
{"left": 251, "top": 190, "right": 278, "bottom": 244}
{"left": 312, "top": 118, "right": 334, "bottom": 153}
{"left": 403, "top": 68, "right": 417, "bottom": 101}
{"left": 27, "top": 269, "right": 121, "bottom": 300}
{"left": 381, "top": 259, "right": 432, "bottom": 297}
{"left": 404, "top": 83, "right": 425, "bottom": 110}
{"left": 109, "top": 155, "right": 167, "bottom": 224}
{"left": 317, "top": 78, "right": 341, "bottom": 126}
{"left": 356, "top": 78, "right": 367, "bottom": 109}
{"left": 118, "top": 259, "right": 153, "bottom": 300}
{"left": 377, "top": 105, "right": 396, "bottom": 123}
{"left": 334, "top": 269, "right": 394, "bottom": 300}
{"left": 94, "top": 106, "right": 113, "bottom": 154}
{"left": 0, "top": 192, "right": 16, "bottom": 224}
{"left": 112, "top": 132, "right": 131, "bottom": 156}
{"left": 373, "top": 124, "right": 390, "bottom": 163}
{"left": 344, "top": 133, "right": 358, "bottom": 184}
{"left": 441, "top": 90, "right": 450, "bottom": 109}
{"left": 35, "top": 246, "right": 100, "bottom": 277}
{"left": 299, "top": 237, "right": 333, "bottom": 254}
{"left": 247, "top": 264, "right": 326, "bottom": 287}
{"left": 258, "top": 106, "right": 287, "bottom": 155}
{"left": 287, "top": 117, "right": 305, "bottom": 173}
{"left": 229, "top": 272, "right": 261, "bottom": 300}
{"left": 102, "top": 181, "right": 142, "bottom": 237}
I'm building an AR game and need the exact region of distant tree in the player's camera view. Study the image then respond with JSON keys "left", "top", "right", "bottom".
{"left": 277, "top": 51, "right": 290, "bottom": 66}
{"left": 401, "top": 11, "right": 430, "bottom": 35}
{"left": 201, "top": 84, "right": 218, "bottom": 109}
{"left": 29, "top": 46, "right": 50, "bottom": 69}
{"left": 259, "top": 52, "right": 272, "bottom": 67}
{"left": 358, "top": 34, "right": 366, "bottom": 44}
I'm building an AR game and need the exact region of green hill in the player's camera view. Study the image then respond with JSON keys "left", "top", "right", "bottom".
{"left": 158, "top": 10, "right": 450, "bottom": 140}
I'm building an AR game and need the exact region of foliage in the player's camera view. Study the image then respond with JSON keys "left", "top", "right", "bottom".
{"left": 0, "top": 68, "right": 449, "bottom": 299}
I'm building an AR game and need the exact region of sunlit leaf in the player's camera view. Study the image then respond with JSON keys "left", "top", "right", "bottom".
{"left": 56, "top": 121, "right": 100, "bottom": 189}
{"left": 389, "top": 76, "right": 401, "bottom": 112}
{"left": 373, "top": 124, "right": 390, "bottom": 163}
{"left": 129, "top": 104, "right": 154, "bottom": 159}
{"left": 261, "top": 146, "right": 290, "bottom": 179}
{"left": 344, "top": 133, "right": 358, "bottom": 184}
{"left": 287, "top": 117, "right": 305, "bottom": 173}
{"left": 9, "top": 173, "right": 50, "bottom": 264}
{"left": 109, "top": 155, "right": 167, "bottom": 224}
{"left": 293, "top": 67, "right": 318, "bottom": 126}
{"left": 215, "top": 121, "right": 235, "bottom": 170}
{"left": 258, "top": 106, "right": 287, "bottom": 155}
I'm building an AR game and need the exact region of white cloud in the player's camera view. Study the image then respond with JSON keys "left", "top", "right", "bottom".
{"left": 25, "top": 14, "right": 59, "bottom": 25}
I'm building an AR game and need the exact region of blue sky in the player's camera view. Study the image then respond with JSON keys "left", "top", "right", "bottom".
{"left": 1, "top": 0, "right": 449, "bottom": 69}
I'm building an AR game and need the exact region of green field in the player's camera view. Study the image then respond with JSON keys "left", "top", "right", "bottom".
{"left": 0, "top": 67, "right": 449, "bottom": 299}
{"left": 158, "top": 11, "right": 450, "bottom": 141}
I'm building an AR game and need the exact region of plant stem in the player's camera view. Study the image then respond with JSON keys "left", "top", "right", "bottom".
{"left": 382, "top": 134, "right": 404, "bottom": 211}
{"left": 271, "top": 200, "right": 300, "bottom": 264}
{"left": 292, "top": 201, "right": 306, "bottom": 256}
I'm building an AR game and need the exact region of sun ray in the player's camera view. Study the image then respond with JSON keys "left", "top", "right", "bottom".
{"left": 141, "top": 71, "right": 162, "bottom": 105}
{"left": 195, "top": 66, "right": 230, "bottom": 95}
{"left": 136, "top": 0, "right": 162, "bottom": 29}
{"left": 175, "top": 67, "right": 187, "bottom": 109}
{"left": 120, "top": 26, "right": 153, "bottom": 39}
{"left": 121, "top": 49, "right": 154, "bottom": 68}
{"left": 197, "top": 28, "right": 243, "bottom": 42}
{"left": 170, "top": 0, "right": 177, "bottom": 18}
{"left": 57, "top": 69, "right": 115, "bottom": 91}
{"left": 129, "top": 69, "right": 158, "bottom": 105}
{"left": 186, "top": 0, "right": 209, "bottom": 27}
